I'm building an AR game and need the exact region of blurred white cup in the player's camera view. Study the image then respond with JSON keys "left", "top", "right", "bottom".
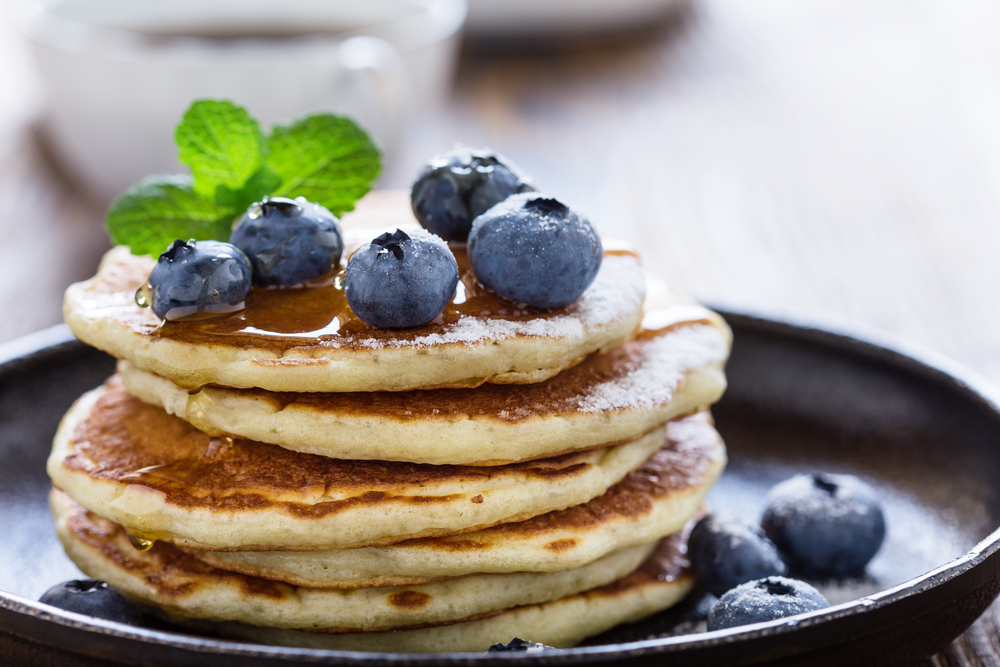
{"left": 14, "top": 0, "right": 466, "bottom": 201}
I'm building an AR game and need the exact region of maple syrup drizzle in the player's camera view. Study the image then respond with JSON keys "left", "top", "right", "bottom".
{"left": 127, "top": 534, "right": 155, "bottom": 551}
{"left": 152, "top": 242, "right": 641, "bottom": 352}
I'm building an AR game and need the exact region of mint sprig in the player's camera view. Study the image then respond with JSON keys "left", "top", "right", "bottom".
{"left": 106, "top": 175, "right": 232, "bottom": 251}
{"left": 176, "top": 100, "right": 266, "bottom": 199}
{"left": 268, "top": 115, "right": 381, "bottom": 213}
{"left": 107, "top": 100, "right": 381, "bottom": 257}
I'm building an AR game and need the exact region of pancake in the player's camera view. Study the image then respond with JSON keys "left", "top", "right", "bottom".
{"left": 207, "top": 535, "right": 692, "bottom": 652}
{"left": 51, "top": 489, "right": 660, "bottom": 632}
{"left": 185, "top": 414, "right": 725, "bottom": 587}
{"left": 118, "top": 287, "right": 729, "bottom": 465}
{"left": 47, "top": 377, "right": 667, "bottom": 551}
{"left": 217, "top": 539, "right": 691, "bottom": 652}
{"left": 63, "top": 191, "right": 647, "bottom": 393}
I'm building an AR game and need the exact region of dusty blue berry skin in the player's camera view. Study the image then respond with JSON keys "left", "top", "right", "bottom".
{"left": 761, "top": 473, "right": 886, "bottom": 579}
{"left": 688, "top": 513, "right": 787, "bottom": 597}
{"left": 467, "top": 193, "right": 602, "bottom": 309}
{"left": 40, "top": 580, "right": 143, "bottom": 625}
{"left": 345, "top": 229, "right": 459, "bottom": 329}
{"left": 230, "top": 196, "right": 343, "bottom": 286}
{"left": 411, "top": 147, "right": 537, "bottom": 242}
{"left": 707, "top": 576, "right": 829, "bottom": 631}
{"left": 147, "top": 240, "right": 252, "bottom": 320}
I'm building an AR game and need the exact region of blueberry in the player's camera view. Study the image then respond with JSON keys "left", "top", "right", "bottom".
{"left": 707, "top": 576, "right": 829, "bottom": 631}
{"left": 140, "top": 239, "right": 252, "bottom": 321}
{"left": 344, "top": 229, "right": 459, "bottom": 328}
{"left": 411, "top": 146, "right": 537, "bottom": 242}
{"left": 488, "top": 638, "right": 552, "bottom": 653}
{"left": 467, "top": 193, "right": 603, "bottom": 309}
{"left": 230, "top": 196, "right": 344, "bottom": 286}
{"left": 688, "top": 513, "right": 787, "bottom": 597}
{"left": 39, "top": 580, "right": 143, "bottom": 625}
{"left": 761, "top": 473, "right": 886, "bottom": 579}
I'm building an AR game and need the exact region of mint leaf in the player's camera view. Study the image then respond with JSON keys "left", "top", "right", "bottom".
{"left": 268, "top": 114, "right": 380, "bottom": 214}
{"left": 214, "top": 164, "right": 282, "bottom": 212}
{"left": 107, "top": 103, "right": 381, "bottom": 254}
{"left": 106, "top": 175, "right": 233, "bottom": 256}
{"left": 176, "top": 100, "right": 266, "bottom": 199}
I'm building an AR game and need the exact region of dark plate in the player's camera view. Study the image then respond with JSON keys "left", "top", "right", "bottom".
{"left": 3, "top": 312, "right": 1000, "bottom": 667}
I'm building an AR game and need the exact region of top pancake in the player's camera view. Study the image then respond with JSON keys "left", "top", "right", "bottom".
{"left": 63, "top": 191, "right": 647, "bottom": 393}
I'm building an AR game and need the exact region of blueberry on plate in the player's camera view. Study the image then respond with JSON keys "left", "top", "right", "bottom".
{"left": 39, "top": 580, "right": 143, "bottom": 625}
{"left": 488, "top": 638, "right": 553, "bottom": 653}
{"left": 761, "top": 473, "right": 886, "bottom": 579}
{"left": 140, "top": 239, "right": 252, "bottom": 321}
{"left": 230, "top": 196, "right": 344, "bottom": 286}
{"left": 411, "top": 146, "right": 537, "bottom": 242}
{"left": 345, "top": 229, "right": 459, "bottom": 328}
{"left": 467, "top": 193, "right": 602, "bottom": 309}
{"left": 688, "top": 512, "right": 787, "bottom": 597}
{"left": 707, "top": 576, "right": 829, "bottom": 631}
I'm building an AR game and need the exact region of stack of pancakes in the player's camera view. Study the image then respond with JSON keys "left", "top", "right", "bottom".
{"left": 48, "top": 191, "right": 732, "bottom": 651}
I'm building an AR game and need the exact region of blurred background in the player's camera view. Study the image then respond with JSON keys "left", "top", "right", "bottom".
{"left": 4, "top": 0, "right": 1000, "bottom": 380}
{"left": 4, "top": 0, "right": 1000, "bottom": 376}
{"left": 1, "top": 0, "right": 1000, "bottom": 661}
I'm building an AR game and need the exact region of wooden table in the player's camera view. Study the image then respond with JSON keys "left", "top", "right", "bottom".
{"left": 2, "top": 0, "right": 1000, "bottom": 664}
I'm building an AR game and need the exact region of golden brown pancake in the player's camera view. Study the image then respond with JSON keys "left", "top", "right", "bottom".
{"left": 51, "top": 489, "right": 660, "bottom": 632}
{"left": 119, "top": 286, "right": 729, "bottom": 465}
{"left": 63, "top": 191, "right": 647, "bottom": 393}
{"left": 183, "top": 414, "right": 725, "bottom": 587}
{"left": 52, "top": 489, "right": 692, "bottom": 651}
{"left": 47, "top": 376, "right": 668, "bottom": 551}
{"left": 221, "top": 540, "right": 692, "bottom": 652}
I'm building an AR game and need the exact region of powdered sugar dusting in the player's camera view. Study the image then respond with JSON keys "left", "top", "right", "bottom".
{"left": 578, "top": 324, "right": 729, "bottom": 413}
{"left": 572, "top": 255, "right": 646, "bottom": 327}
{"left": 368, "top": 254, "right": 645, "bottom": 349}
{"left": 406, "top": 313, "right": 587, "bottom": 347}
